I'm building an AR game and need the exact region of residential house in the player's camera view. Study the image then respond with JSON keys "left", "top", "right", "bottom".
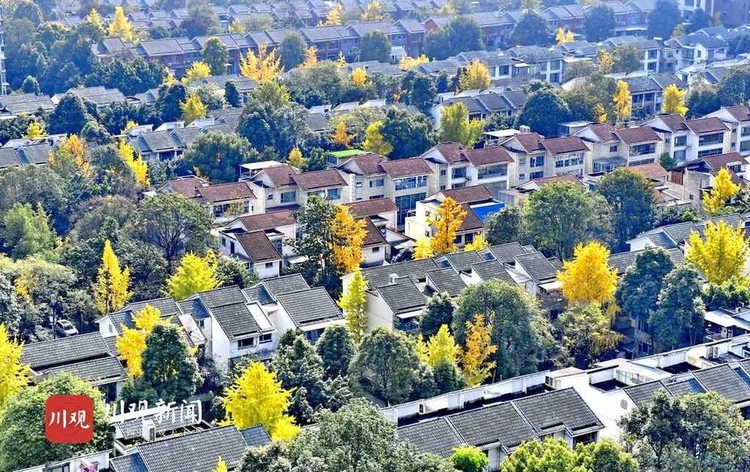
{"left": 507, "top": 46, "right": 565, "bottom": 84}
{"left": 53, "top": 86, "right": 127, "bottom": 109}
{"left": 603, "top": 36, "right": 664, "bottom": 73}
{"left": 404, "top": 185, "right": 504, "bottom": 248}
{"left": 671, "top": 152, "right": 750, "bottom": 204}
{"left": 157, "top": 178, "right": 258, "bottom": 223}
{"left": 501, "top": 132, "right": 548, "bottom": 182}
{"left": 292, "top": 168, "right": 349, "bottom": 205}
{"left": 379, "top": 158, "right": 434, "bottom": 228}
{"left": 621, "top": 74, "right": 687, "bottom": 117}
{"left": 244, "top": 164, "right": 300, "bottom": 212}
{"left": 431, "top": 90, "right": 527, "bottom": 127}
{"left": 575, "top": 123, "right": 663, "bottom": 171}
{"left": 667, "top": 32, "right": 728, "bottom": 70}
{"left": 344, "top": 198, "right": 398, "bottom": 264}
{"left": 265, "top": 286, "right": 346, "bottom": 342}
{"left": 220, "top": 210, "right": 298, "bottom": 270}
{"left": 542, "top": 4, "right": 586, "bottom": 31}
{"left": 501, "top": 133, "right": 591, "bottom": 179}
{"left": 420, "top": 142, "right": 517, "bottom": 195}
{"left": 644, "top": 114, "right": 731, "bottom": 163}
{"left": 707, "top": 105, "right": 750, "bottom": 156}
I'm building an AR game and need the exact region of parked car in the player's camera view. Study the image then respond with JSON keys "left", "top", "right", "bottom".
{"left": 54, "top": 319, "right": 79, "bottom": 337}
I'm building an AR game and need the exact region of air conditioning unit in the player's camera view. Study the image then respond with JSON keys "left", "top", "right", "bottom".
{"left": 142, "top": 419, "right": 156, "bottom": 442}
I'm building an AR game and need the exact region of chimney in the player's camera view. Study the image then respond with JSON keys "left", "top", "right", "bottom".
{"left": 389, "top": 273, "right": 399, "bottom": 285}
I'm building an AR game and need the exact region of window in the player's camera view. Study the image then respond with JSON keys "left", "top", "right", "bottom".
{"left": 370, "top": 194, "right": 384, "bottom": 199}
{"left": 280, "top": 191, "right": 296, "bottom": 203}
{"left": 741, "top": 141, "right": 750, "bottom": 152}
{"left": 555, "top": 154, "right": 584, "bottom": 168}
{"left": 440, "top": 169, "right": 447, "bottom": 176}
{"left": 221, "top": 237, "right": 226, "bottom": 247}
{"left": 630, "top": 143, "right": 656, "bottom": 156}
{"left": 648, "top": 50, "right": 658, "bottom": 59}
{"left": 267, "top": 193, "right": 273, "bottom": 200}
{"left": 372, "top": 246, "right": 380, "bottom": 253}
{"left": 465, "top": 233, "right": 474, "bottom": 244}
{"left": 327, "top": 188, "right": 341, "bottom": 200}
{"left": 305, "top": 328, "right": 324, "bottom": 343}
{"left": 531, "top": 171, "right": 544, "bottom": 179}
{"left": 259, "top": 333, "right": 272, "bottom": 344}
{"left": 238, "top": 338, "right": 255, "bottom": 349}
{"left": 356, "top": 182, "right": 363, "bottom": 188}
{"left": 229, "top": 241, "right": 235, "bottom": 254}
{"left": 674, "top": 150, "right": 686, "bottom": 161}
{"left": 699, "top": 132, "right": 723, "bottom": 146}
{"left": 674, "top": 135, "right": 687, "bottom": 146}
{"left": 452, "top": 167, "right": 467, "bottom": 179}
{"left": 197, "top": 319, "right": 205, "bottom": 329}
{"left": 518, "top": 156, "right": 526, "bottom": 165}
{"left": 477, "top": 164, "right": 507, "bottom": 179}
{"left": 394, "top": 175, "right": 428, "bottom": 191}
{"left": 742, "top": 126, "right": 750, "bottom": 137}
{"left": 519, "top": 173, "right": 526, "bottom": 181}
{"left": 395, "top": 192, "right": 426, "bottom": 225}
{"left": 629, "top": 158, "right": 655, "bottom": 166}
{"left": 369, "top": 178, "right": 384, "bottom": 187}
{"left": 530, "top": 155, "right": 545, "bottom": 167}
{"left": 698, "top": 148, "right": 723, "bottom": 157}
{"left": 265, "top": 262, "right": 274, "bottom": 268}
{"left": 609, "top": 145, "right": 618, "bottom": 153}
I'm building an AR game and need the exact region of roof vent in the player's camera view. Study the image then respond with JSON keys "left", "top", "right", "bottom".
{"left": 519, "top": 125, "right": 531, "bottom": 133}
{"left": 389, "top": 273, "right": 399, "bottom": 285}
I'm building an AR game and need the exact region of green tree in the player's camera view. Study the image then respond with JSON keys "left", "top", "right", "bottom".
{"left": 85, "top": 57, "right": 167, "bottom": 96}
{"left": 419, "top": 292, "right": 455, "bottom": 338}
{"left": 597, "top": 168, "right": 657, "bottom": 251}
{"left": 271, "top": 333, "right": 351, "bottom": 424}
{"left": 524, "top": 182, "right": 611, "bottom": 260}
{"left": 703, "top": 276, "right": 750, "bottom": 310}
{"left": 484, "top": 205, "right": 523, "bottom": 245}
{"left": 584, "top": 4, "right": 615, "bottom": 42}
{"left": 0, "top": 166, "right": 68, "bottom": 234}
{"left": 509, "top": 11, "right": 550, "bottom": 46}
{"left": 350, "top": 328, "right": 421, "bottom": 405}
{"left": 687, "top": 86, "right": 721, "bottom": 117}
{"left": 649, "top": 264, "right": 705, "bottom": 351}
{"left": 0, "top": 373, "right": 110, "bottom": 471}
{"left": 224, "top": 81, "right": 242, "bottom": 107}
{"left": 181, "top": 132, "right": 258, "bottom": 183}
{"left": 559, "top": 303, "right": 621, "bottom": 368}
{"left": 612, "top": 44, "right": 642, "bottom": 74}
{"left": 1, "top": 203, "right": 56, "bottom": 260}
{"left": 400, "top": 70, "right": 437, "bottom": 114}
{"left": 452, "top": 280, "right": 555, "bottom": 378}
{"left": 615, "top": 247, "right": 675, "bottom": 329}
{"left": 0, "top": 273, "right": 26, "bottom": 338}
{"left": 717, "top": 67, "right": 750, "bottom": 106}
{"left": 380, "top": 106, "right": 438, "bottom": 159}
{"left": 131, "top": 193, "right": 213, "bottom": 271}
{"left": 424, "top": 18, "right": 483, "bottom": 60}
{"left": 47, "top": 92, "right": 89, "bottom": 135}
{"left": 451, "top": 445, "right": 489, "bottom": 472}
{"left": 440, "top": 102, "right": 484, "bottom": 147}
{"left": 360, "top": 30, "right": 391, "bottom": 63}
{"left": 316, "top": 324, "right": 356, "bottom": 379}
{"left": 292, "top": 197, "right": 342, "bottom": 294}
{"left": 202, "top": 37, "right": 229, "bottom": 76}
{"left": 280, "top": 32, "right": 308, "bottom": 70}
{"left": 155, "top": 82, "right": 188, "bottom": 123}
{"left": 182, "top": 0, "right": 220, "bottom": 37}
{"left": 647, "top": 0, "right": 682, "bottom": 39}
{"left": 517, "top": 85, "right": 570, "bottom": 138}
{"left": 502, "top": 438, "right": 637, "bottom": 472}
{"left": 21, "top": 76, "right": 41, "bottom": 95}
{"left": 215, "top": 257, "right": 256, "bottom": 289}
{"left": 620, "top": 391, "right": 750, "bottom": 471}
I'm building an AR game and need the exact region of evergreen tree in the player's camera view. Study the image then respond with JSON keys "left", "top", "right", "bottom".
{"left": 316, "top": 324, "right": 356, "bottom": 378}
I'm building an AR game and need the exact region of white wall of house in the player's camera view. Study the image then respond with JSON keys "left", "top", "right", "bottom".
{"left": 365, "top": 291, "right": 396, "bottom": 331}
{"left": 362, "top": 245, "right": 387, "bottom": 265}
{"left": 251, "top": 259, "right": 282, "bottom": 279}
{"left": 210, "top": 317, "right": 232, "bottom": 371}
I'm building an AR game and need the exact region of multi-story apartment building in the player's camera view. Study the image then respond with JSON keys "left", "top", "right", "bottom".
{"left": 244, "top": 164, "right": 349, "bottom": 213}
{"left": 707, "top": 105, "right": 750, "bottom": 156}
{"left": 501, "top": 133, "right": 591, "bottom": 180}
{"left": 644, "top": 114, "right": 731, "bottom": 164}
{"left": 575, "top": 123, "right": 663, "bottom": 172}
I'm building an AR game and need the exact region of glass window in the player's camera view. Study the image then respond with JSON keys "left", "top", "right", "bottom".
{"left": 373, "top": 246, "right": 380, "bottom": 253}
{"left": 369, "top": 178, "right": 384, "bottom": 187}
{"left": 394, "top": 175, "right": 427, "bottom": 191}
{"left": 741, "top": 140, "right": 750, "bottom": 152}
{"left": 530, "top": 155, "right": 544, "bottom": 167}
{"left": 477, "top": 164, "right": 507, "bottom": 179}
{"left": 609, "top": 145, "right": 618, "bottom": 153}
{"left": 238, "top": 338, "right": 254, "bottom": 349}
{"left": 630, "top": 143, "right": 656, "bottom": 156}
{"left": 395, "top": 192, "right": 426, "bottom": 225}
{"left": 674, "top": 136, "right": 687, "bottom": 146}
{"left": 699, "top": 132, "right": 723, "bottom": 146}
{"left": 265, "top": 262, "right": 274, "bottom": 268}
{"left": 531, "top": 171, "right": 544, "bottom": 179}
{"left": 267, "top": 193, "right": 274, "bottom": 200}
{"left": 698, "top": 148, "right": 723, "bottom": 157}
{"left": 452, "top": 167, "right": 466, "bottom": 179}
{"left": 327, "top": 188, "right": 341, "bottom": 200}
{"left": 742, "top": 126, "right": 750, "bottom": 136}
{"left": 259, "top": 333, "right": 273, "bottom": 344}
{"left": 280, "top": 191, "right": 296, "bottom": 203}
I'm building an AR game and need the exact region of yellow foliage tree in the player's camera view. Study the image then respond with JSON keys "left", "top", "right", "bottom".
{"left": 662, "top": 84, "right": 688, "bottom": 116}
{"left": 399, "top": 54, "right": 430, "bottom": 70}
{"left": 565, "top": 30, "right": 574, "bottom": 42}
{"left": 228, "top": 19, "right": 246, "bottom": 34}
{"left": 338, "top": 269, "right": 368, "bottom": 344}
{"left": 222, "top": 362, "right": 299, "bottom": 441}
{"left": 464, "top": 234, "right": 489, "bottom": 251}
{"left": 322, "top": 3, "right": 344, "bottom": 25}
{"left": 287, "top": 147, "right": 305, "bottom": 168}
{"left": 85, "top": 9, "right": 104, "bottom": 31}
{"left": 704, "top": 168, "right": 740, "bottom": 215}
{"left": 240, "top": 44, "right": 282, "bottom": 84}
{"left": 180, "top": 94, "right": 207, "bottom": 125}
{"left": 23, "top": 121, "right": 45, "bottom": 139}
{"left": 362, "top": 120, "right": 393, "bottom": 156}
{"left": 213, "top": 458, "right": 228, "bottom": 472}
{"left": 181, "top": 61, "right": 211, "bottom": 85}
{"left": 108, "top": 6, "right": 136, "bottom": 42}
{"left": 93, "top": 239, "right": 132, "bottom": 314}
{"left": 58, "top": 134, "right": 90, "bottom": 176}
{"left": 166, "top": 251, "right": 220, "bottom": 301}
{"left": 303, "top": 46, "right": 319, "bottom": 67}
{"left": 352, "top": 68, "right": 368, "bottom": 87}
{"left": 337, "top": 51, "right": 348, "bottom": 68}
{"left": 461, "top": 314, "right": 497, "bottom": 387}
{"left": 686, "top": 220, "right": 750, "bottom": 285}
{"left": 420, "top": 324, "right": 461, "bottom": 369}
{"left": 331, "top": 205, "right": 367, "bottom": 273}
{"left": 594, "top": 103, "right": 608, "bottom": 124}
{"left": 0, "top": 324, "right": 30, "bottom": 408}
{"left": 613, "top": 80, "right": 632, "bottom": 124}
{"left": 361, "top": 0, "right": 387, "bottom": 21}
{"left": 428, "top": 197, "right": 467, "bottom": 255}
{"left": 116, "top": 305, "right": 162, "bottom": 378}
{"left": 122, "top": 120, "right": 138, "bottom": 135}
{"left": 597, "top": 50, "right": 614, "bottom": 74}
{"left": 119, "top": 140, "right": 149, "bottom": 186}
{"left": 459, "top": 60, "right": 491, "bottom": 91}
{"left": 555, "top": 27, "right": 566, "bottom": 43}
{"left": 558, "top": 241, "right": 618, "bottom": 306}
{"left": 332, "top": 121, "right": 354, "bottom": 148}
{"left": 413, "top": 237, "right": 434, "bottom": 259}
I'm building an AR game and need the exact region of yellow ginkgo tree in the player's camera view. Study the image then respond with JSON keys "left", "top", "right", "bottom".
{"left": 418, "top": 324, "right": 461, "bottom": 369}
{"left": 428, "top": 197, "right": 467, "bottom": 255}
{"left": 686, "top": 220, "right": 749, "bottom": 285}
{"left": 557, "top": 241, "right": 618, "bottom": 306}
{"left": 166, "top": 251, "right": 220, "bottom": 301}
{"left": 240, "top": 43, "right": 282, "bottom": 84}
{"left": 116, "top": 305, "right": 163, "bottom": 378}
{"left": 119, "top": 140, "right": 149, "bottom": 186}
{"left": 331, "top": 205, "right": 367, "bottom": 273}
{"left": 109, "top": 6, "right": 136, "bottom": 42}
{"left": 0, "top": 324, "right": 29, "bottom": 408}
{"left": 332, "top": 121, "right": 354, "bottom": 148}
{"left": 338, "top": 269, "right": 368, "bottom": 344}
{"left": 461, "top": 314, "right": 496, "bottom": 387}
{"left": 703, "top": 167, "right": 739, "bottom": 215}
{"left": 93, "top": 239, "right": 132, "bottom": 314}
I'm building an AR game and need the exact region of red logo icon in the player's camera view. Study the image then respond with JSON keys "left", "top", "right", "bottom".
{"left": 45, "top": 395, "right": 94, "bottom": 444}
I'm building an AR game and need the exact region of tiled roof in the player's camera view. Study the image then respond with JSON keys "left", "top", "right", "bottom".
{"left": 700, "top": 152, "right": 745, "bottom": 170}
{"left": 262, "top": 273, "right": 310, "bottom": 298}
{"left": 526, "top": 173, "right": 585, "bottom": 188}
{"left": 511, "top": 132, "right": 545, "bottom": 153}
{"left": 666, "top": 378, "right": 706, "bottom": 397}
{"left": 362, "top": 258, "right": 440, "bottom": 288}
{"left": 291, "top": 169, "right": 346, "bottom": 190}
{"left": 513, "top": 388, "right": 603, "bottom": 434}
{"left": 471, "top": 259, "right": 516, "bottom": 284}
{"left": 541, "top": 136, "right": 588, "bottom": 155}
{"left": 163, "top": 176, "right": 205, "bottom": 199}
{"left": 239, "top": 425, "right": 272, "bottom": 447}
{"left": 376, "top": 278, "right": 427, "bottom": 314}
{"left": 22, "top": 332, "right": 111, "bottom": 370}
{"left": 116, "top": 409, "right": 201, "bottom": 440}
{"left": 449, "top": 402, "right": 537, "bottom": 448}
{"left": 462, "top": 147, "right": 512, "bottom": 166}
{"left": 379, "top": 158, "right": 432, "bottom": 178}
{"left": 653, "top": 114, "right": 688, "bottom": 132}
{"left": 210, "top": 302, "right": 262, "bottom": 340}
{"left": 607, "top": 247, "right": 684, "bottom": 275}
{"left": 486, "top": 242, "right": 530, "bottom": 263}
{"left": 439, "top": 250, "right": 484, "bottom": 272}
{"left": 197, "top": 181, "right": 255, "bottom": 204}
{"left": 263, "top": 164, "right": 298, "bottom": 187}
{"left": 685, "top": 117, "right": 728, "bottom": 134}
{"left": 275, "top": 287, "right": 343, "bottom": 327}
{"left": 236, "top": 231, "right": 281, "bottom": 263}
{"left": 515, "top": 251, "right": 558, "bottom": 282}
{"left": 194, "top": 285, "right": 248, "bottom": 309}
{"left": 345, "top": 153, "right": 386, "bottom": 175}
{"left": 459, "top": 204, "right": 484, "bottom": 232}
{"left": 0, "top": 148, "right": 21, "bottom": 168}
{"left": 344, "top": 197, "right": 398, "bottom": 217}
{"left": 135, "top": 425, "right": 249, "bottom": 472}
{"left": 110, "top": 454, "right": 148, "bottom": 472}
{"left": 19, "top": 143, "right": 53, "bottom": 165}
{"left": 440, "top": 185, "right": 494, "bottom": 204}
{"left": 42, "top": 356, "right": 125, "bottom": 384}
{"left": 362, "top": 217, "right": 388, "bottom": 247}
{"left": 236, "top": 210, "right": 296, "bottom": 231}
{"left": 624, "top": 381, "right": 668, "bottom": 406}
{"left": 724, "top": 105, "right": 750, "bottom": 122}
{"left": 693, "top": 364, "right": 750, "bottom": 402}
{"left": 397, "top": 418, "right": 463, "bottom": 458}
{"left": 586, "top": 123, "right": 618, "bottom": 142}
{"left": 138, "top": 131, "right": 176, "bottom": 153}
{"left": 429, "top": 142, "right": 468, "bottom": 165}
{"left": 426, "top": 268, "right": 467, "bottom": 297}
{"left": 614, "top": 127, "right": 661, "bottom": 145}
{"left": 629, "top": 162, "right": 668, "bottom": 180}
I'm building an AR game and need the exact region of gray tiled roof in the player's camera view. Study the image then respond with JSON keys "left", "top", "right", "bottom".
{"left": 275, "top": 287, "right": 343, "bottom": 327}
{"left": 485, "top": 242, "right": 529, "bottom": 263}
{"left": 608, "top": 247, "right": 684, "bottom": 275}
{"left": 0, "top": 148, "right": 21, "bottom": 168}
{"left": 438, "top": 250, "right": 483, "bottom": 272}
{"left": 239, "top": 425, "right": 272, "bottom": 447}
{"left": 470, "top": 260, "right": 516, "bottom": 285}
{"left": 376, "top": 278, "right": 426, "bottom": 314}
{"left": 693, "top": 364, "right": 750, "bottom": 402}
{"left": 18, "top": 143, "right": 53, "bottom": 165}
{"left": 426, "top": 268, "right": 466, "bottom": 297}
{"left": 211, "top": 302, "right": 261, "bottom": 340}
{"left": 42, "top": 356, "right": 125, "bottom": 384}
{"left": 262, "top": 273, "right": 310, "bottom": 298}
{"left": 194, "top": 285, "right": 248, "bottom": 309}
{"left": 449, "top": 402, "right": 536, "bottom": 448}
{"left": 117, "top": 409, "right": 201, "bottom": 440}
{"left": 361, "top": 258, "right": 439, "bottom": 288}
{"left": 665, "top": 378, "right": 706, "bottom": 397}
{"left": 123, "top": 297, "right": 181, "bottom": 317}
{"left": 514, "top": 252, "right": 558, "bottom": 283}
{"left": 624, "top": 380, "right": 669, "bottom": 406}
{"left": 21, "top": 332, "right": 111, "bottom": 370}
{"left": 110, "top": 453, "right": 148, "bottom": 472}
{"left": 136, "top": 425, "right": 249, "bottom": 472}
{"left": 397, "top": 418, "right": 464, "bottom": 458}
{"left": 513, "top": 388, "right": 603, "bottom": 434}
